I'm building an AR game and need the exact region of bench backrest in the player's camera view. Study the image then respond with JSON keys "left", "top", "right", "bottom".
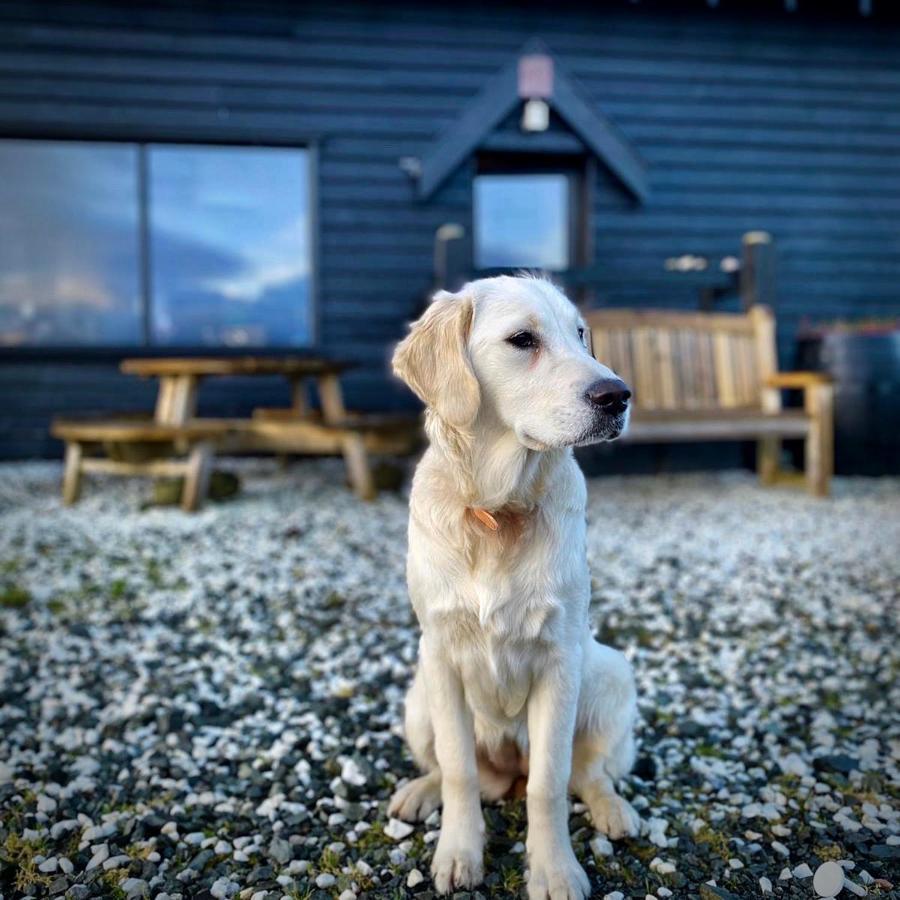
{"left": 586, "top": 305, "right": 777, "bottom": 412}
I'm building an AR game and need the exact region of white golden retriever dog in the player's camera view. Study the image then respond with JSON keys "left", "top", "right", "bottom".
{"left": 389, "top": 275, "right": 639, "bottom": 900}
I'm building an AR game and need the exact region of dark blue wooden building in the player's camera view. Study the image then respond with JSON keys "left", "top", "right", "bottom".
{"left": 1, "top": 0, "right": 898, "bottom": 467}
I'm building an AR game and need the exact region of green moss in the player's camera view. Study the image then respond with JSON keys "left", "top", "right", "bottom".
{"left": 1, "top": 833, "right": 53, "bottom": 893}
{"left": 0, "top": 584, "right": 30, "bottom": 608}
{"left": 694, "top": 824, "right": 731, "bottom": 861}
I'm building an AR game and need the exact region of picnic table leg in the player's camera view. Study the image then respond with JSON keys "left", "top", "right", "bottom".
{"left": 181, "top": 442, "right": 213, "bottom": 512}
{"left": 343, "top": 433, "right": 376, "bottom": 501}
{"left": 62, "top": 442, "right": 84, "bottom": 505}
{"left": 317, "top": 373, "right": 377, "bottom": 500}
{"left": 156, "top": 374, "right": 199, "bottom": 425}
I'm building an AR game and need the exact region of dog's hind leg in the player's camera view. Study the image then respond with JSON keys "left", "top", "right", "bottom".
{"left": 389, "top": 665, "right": 443, "bottom": 822}
{"left": 569, "top": 640, "right": 641, "bottom": 840}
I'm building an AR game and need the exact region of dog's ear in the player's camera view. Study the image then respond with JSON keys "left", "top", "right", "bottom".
{"left": 392, "top": 289, "right": 480, "bottom": 429}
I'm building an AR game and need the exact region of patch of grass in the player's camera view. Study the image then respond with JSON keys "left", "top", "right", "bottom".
{"left": 501, "top": 865, "right": 526, "bottom": 892}
{"left": 695, "top": 742, "right": 724, "bottom": 758}
{"left": 0, "top": 584, "right": 30, "bottom": 608}
{"left": 318, "top": 847, "right": 342, "bottom": 875}
{"left": 98, "top": 868, "right": 128, "bottom": 899}
{"left": 1, "top": 833, "right": 53, "bottom": 893}
{"left": 354, "top": 821, "right": 387, "bottom": 851}
{"left": 694, "top": 824, "right": 731, "bottom": 861}
{"left": 815, "top": 844, "right": 845, "bottom": 861}
{"left": 0, "top": 558, "right": 22, "bottom": 576}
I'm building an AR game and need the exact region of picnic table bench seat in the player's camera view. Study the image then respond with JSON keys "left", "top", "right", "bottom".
{"left": 52, "top": 408, "right": 422, "bottom": 510}
{"left": 586, "top": 305, "right": 834, "bottom": 496}
{"left": 50, "top": 418, "right": 249, "bottom": 511}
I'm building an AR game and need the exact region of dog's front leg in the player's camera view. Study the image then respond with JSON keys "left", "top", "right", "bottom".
{"left": 421, "top": 640, "right": 484, "bottom": 893}
{"left": 526, "top": 656, "right": 591, "bottom": 900}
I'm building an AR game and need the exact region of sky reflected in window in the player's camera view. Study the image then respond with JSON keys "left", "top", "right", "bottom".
{"left": 474, "top": 173, "right": 570, "bottom": 271}
{"left": 0, "top": 140, "right": 142, "bottom": 346}
{"left": 148, "top": 145, "right": 311, "bottom": 347}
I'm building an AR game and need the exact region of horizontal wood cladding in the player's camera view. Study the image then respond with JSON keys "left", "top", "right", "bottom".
{"left": 0, "top": 0, "right": 898, "bottom": 464}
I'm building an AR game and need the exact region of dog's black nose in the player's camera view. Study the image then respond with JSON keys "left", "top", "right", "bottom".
{"left": 585, "top": 378, "right": 631, "bottom": 414}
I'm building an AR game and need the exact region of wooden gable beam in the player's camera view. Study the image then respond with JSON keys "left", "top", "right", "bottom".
{"left": 418, "top": 43, "right": 648, "bottom": 203}
{"left": 549, "top": 67, "right": 649, "bottom": 202}
{"left": 417, "top": 59, "right": 520, "bottom": 199}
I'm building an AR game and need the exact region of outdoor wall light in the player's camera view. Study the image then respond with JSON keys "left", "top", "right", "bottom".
{"left": 521, "top": 98, "right": 550, "bottom": 132}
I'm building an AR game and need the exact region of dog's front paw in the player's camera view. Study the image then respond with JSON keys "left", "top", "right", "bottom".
{"left": 388, "top": 774, "right": 441, "bottom": 822}
{"left": 589, "top": 794, "right": 640, "bottom": 840}
{"left": 431, "top": 835, "right": 483, "bottom": 894}
{"left": 527, "top": 846, "right": 590, "bottom": 900}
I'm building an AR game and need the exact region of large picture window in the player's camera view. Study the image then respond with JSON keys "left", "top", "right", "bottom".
{"left": 0, "top": 139, "right": 313, "bottom": 348}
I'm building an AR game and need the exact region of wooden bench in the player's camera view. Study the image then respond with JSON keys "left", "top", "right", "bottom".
{"left": 51, "top": 418, "right": 251, "bottom": 511}
{"left": 586, "top": 306, "right": 834, "bottom": 496}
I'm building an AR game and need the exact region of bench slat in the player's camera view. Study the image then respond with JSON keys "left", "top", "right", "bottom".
{"left": 624, "top": 410, "right": 810, "bottom": 442}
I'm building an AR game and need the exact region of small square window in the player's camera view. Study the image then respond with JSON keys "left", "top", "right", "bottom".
{"left": 474, "top": 173, "right": 570, "bottom": 271}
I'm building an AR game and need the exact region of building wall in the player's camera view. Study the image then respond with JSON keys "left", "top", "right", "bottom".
{"left": 1, "top": 0, "right": 898, "bottom": 460}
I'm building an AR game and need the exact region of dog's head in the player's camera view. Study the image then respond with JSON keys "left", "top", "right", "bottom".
{"left": 393, "top": 275, "right": 630, "bottom": 449}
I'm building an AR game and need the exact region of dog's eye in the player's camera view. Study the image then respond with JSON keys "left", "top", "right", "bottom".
{"left": 506, "top": 331, "right": 538, "bottom": 350}
{"left": 577, "top": 327, "right": 585, "bottom": 342}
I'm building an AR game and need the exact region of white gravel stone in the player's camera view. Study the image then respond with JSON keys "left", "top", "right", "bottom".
{"left": 407, "top": 868, "right": 425, "bottom": 888}
{"left": 315, "top": 873, "right": 336, "bottom": 888}
{"left": 210, "top": 877, "right": 239, "bottom": 899}
{"left": 383, "top": 818, "right": 414, "bottom": 840}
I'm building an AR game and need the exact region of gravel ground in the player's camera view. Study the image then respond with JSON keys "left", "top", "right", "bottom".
{"left": 0, "top": 459, "right": 898, "bottom": 900}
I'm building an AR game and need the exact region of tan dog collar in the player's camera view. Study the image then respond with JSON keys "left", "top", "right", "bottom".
{"left": 469, "top": 507, "right": 500, "bottom": 532}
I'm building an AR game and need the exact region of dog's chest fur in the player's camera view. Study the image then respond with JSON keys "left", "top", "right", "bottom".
{"left": 428, "top": 518, "right": 580, "bottom": 724}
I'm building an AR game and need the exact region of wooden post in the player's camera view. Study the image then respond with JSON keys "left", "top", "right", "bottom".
{"left": 181, "top": 442, "right": 213, "bottom": 512}
{"left": 433, "top": 223, "right": 470, "bottom": 292}
{"left": 62, "top": 442, "right": 83, "bottom": 505}
{"left": 740, "top": 231, "right": 776, "bottom": 312}
{"left": 805, "top": 383, "right": 834, "bottom": 497}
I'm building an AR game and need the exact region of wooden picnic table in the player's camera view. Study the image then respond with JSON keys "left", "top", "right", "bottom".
{"left": 120, "top": 356, "right": 353, "bottom": 426}
{"left": 52, "top": 356, "right": 420, "bottom": 509}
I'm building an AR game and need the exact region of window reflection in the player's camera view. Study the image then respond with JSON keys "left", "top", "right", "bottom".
{"left": 474, "top": 173, "right": 570, "bottom": 271}
{"left": 0, "top": 140, "right": 142, "bottom": 345}
{"left": 148, "top": 145, "right": 311, "bottom": 347}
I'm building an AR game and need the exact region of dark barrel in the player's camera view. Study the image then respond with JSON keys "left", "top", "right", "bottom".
{"left": 797, "top": 330, "right": 900, "bottom": 475}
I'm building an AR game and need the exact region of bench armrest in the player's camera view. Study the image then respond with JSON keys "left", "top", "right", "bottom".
{"left": 764, "top": 371, "right": 832, "bottom": 389}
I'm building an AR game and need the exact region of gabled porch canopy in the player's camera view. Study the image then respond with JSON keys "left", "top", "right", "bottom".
{"left": 416, "top": 41, "right": 649, "bottom": 203}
